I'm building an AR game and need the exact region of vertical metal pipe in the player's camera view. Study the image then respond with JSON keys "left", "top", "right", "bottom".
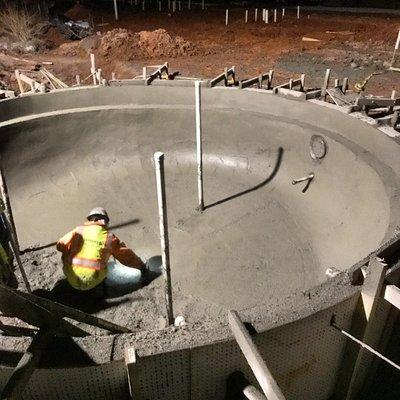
{"left": 113, "top": 0, "right": 119, "bottom": 20}
{"left": 195, "top": 81, "right": 204, "bottom": 212}
{"left": 297, "top": 5, "right": 300, "bottom": 19}
{"left": 266, "top": 9, "right": 269, "bottom": 24}
{"left": 245, "top": 10, "right": 248, "bottom": 23}
{"left": 274, "top": 9, "right": 277, "bottom": 23}
{"left": 154, "top": 152, "right": 174, "bottom": 325}
{"left": 255, "top": 8, "right": 257, "bottom": 22}
{"left": 0, "top": 165, "right": 31, "bottom": 293}
{"left": 226, "top": 9, "right": 229, "bottom": 26}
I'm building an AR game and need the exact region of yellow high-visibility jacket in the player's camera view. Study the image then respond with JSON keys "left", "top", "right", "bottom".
{"left": 57, "top": 221, "right": 145, "bottom": 291}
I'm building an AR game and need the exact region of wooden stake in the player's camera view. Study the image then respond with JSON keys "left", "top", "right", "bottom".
{"left": 195, "top": 81, "right": 204, "bottom": 212}
{"left": 90, "top": 53, "right": 97, "bottom": 85}
{"left": 143, "top": 66, "right": 147, "bottom": 79}
{"left": 154, "top": 152, "right": 174, "bottom": 325}
{"left": 255, "top": 8, "right": 257, "bottom": 22}
{"left": 282, "top": 8, "right": 285, "bottom": 17}
{"left": 300, "top": 73, "right": 305, "bottom": 91}
{"left": 75, "top": 75, "right": 81, "bottom": 85}
{"left": 229, "top": 310, "right": 286, "bottom": 400}
{"left": 274, "top": 9, "right": 277, "bottom": 23}
{"left": 188, "top": 0, "right": 191, "bottom": 9}
{"left": 245, "top": 10, "right": 248, "bottom": 23}
{"left": 113, "top": 0, "right": 119, "bottom": 20}
{"left": 321, "top": 68, "right": 331, "bottom": 98}
{"left": 342, "top": 77, "right": 348, "bottom": 94}
{"left": 15, "top": 70, "right": 25, "bottom": 94}
{"left": 266, "top": 9, "right": 269, "bottom": 24}
{"left": 297, "top": 5, "right": 300, "bottom": 19}
{"left": 202, "top": 0, "right": 204, "bottom": 10}
{"left": 226, "top": 9, "right": 229, "bottom": 26}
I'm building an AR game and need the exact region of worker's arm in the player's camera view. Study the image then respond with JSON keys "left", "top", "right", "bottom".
{"left": 110, "top": 235, "right": 146, "bottom": 271}
{"left": 56, "top": 229, "right": 82, "bottom": 255}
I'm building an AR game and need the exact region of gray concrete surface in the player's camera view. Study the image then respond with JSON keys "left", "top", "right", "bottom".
{"left": 1, "top": 84, "right": 400, "bottom": 312}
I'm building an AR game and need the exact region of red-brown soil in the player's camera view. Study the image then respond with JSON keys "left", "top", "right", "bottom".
{"left": 0, "top": 4, "right": 399, "bottom": 95}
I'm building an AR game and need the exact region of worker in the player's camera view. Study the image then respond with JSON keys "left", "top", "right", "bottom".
{"left": 0, "top": 200, "right": 17, "bottom": 288}
{"left": 57, "top": 207, "right": 147, "bottom": 295}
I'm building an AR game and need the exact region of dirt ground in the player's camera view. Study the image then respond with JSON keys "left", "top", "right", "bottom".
{"left": 9, "top": 248, "right": 226, "bottom": 335}
{"left": 0, "top": 4, "right": 399, "bottom": 95}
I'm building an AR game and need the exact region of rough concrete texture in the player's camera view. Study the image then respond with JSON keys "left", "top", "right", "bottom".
{"left": 1, "top": 83, "right": 400, "bottom": 337}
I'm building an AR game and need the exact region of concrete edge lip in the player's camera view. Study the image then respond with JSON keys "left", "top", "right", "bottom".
{"left": 0, "top": 80, "right": 398, "bottom": 364}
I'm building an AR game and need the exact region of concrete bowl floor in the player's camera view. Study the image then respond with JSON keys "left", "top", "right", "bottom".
{"left": 1, "top": 84, "right": 400, "bottom": 313}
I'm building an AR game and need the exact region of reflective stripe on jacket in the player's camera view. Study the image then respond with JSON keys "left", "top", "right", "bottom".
{"left": 71, "top": 225, "right": 112, "bottom": 271}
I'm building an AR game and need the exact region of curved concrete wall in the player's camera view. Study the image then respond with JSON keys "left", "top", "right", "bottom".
{"left": 0, "top": 83, "right": 399, "bottom": 399}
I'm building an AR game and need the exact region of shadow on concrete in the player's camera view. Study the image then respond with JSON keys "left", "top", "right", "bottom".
{"left": 205, "top": 147, "right": 284, "bottom": 210}
{"left": 20, "top": 218, "right": 141, "bottom": 254}
{"left": 32, "top": 256, "right": 162, "bottom": 313}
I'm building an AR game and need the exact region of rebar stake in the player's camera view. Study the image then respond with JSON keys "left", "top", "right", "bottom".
{"left": 154, "top": 152, "right": 174, "bottom": 325}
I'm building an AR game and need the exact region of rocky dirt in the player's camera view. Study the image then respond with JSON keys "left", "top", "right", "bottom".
{"left": 0, "top": 4, "right": 399, "bottom": 94}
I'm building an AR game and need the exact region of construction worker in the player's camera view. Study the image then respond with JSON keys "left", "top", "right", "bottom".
{"left": 57, "top": 207, "right": 147, "bottom": 295}
{"left": 0, "top": 200, "right": 17, "bottom": 288}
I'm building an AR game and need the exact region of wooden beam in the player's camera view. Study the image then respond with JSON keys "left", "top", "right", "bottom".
{"left": 384, "top": 285, "right": 400, "bottom": 310}
{"left": 0, "top": 329, "right": 51, "bottom": 400}
{"left": 228, "top": 310, "right": 286, "bottom": 400}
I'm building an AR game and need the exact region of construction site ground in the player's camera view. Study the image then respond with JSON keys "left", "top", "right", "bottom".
{"left": 0, "top": 4, "right": 399, "bottom": 95}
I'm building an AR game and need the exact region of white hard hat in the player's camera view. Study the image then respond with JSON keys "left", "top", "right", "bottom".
{"left": 87, "top": 207, "right": 109, "bottom": 223}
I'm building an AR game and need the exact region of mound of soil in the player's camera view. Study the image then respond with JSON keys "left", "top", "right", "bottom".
{"left": 100, "top": 28, "right": 197, "bottom": 60}
{"left": 64, "top": 3, "right": 92, "bottom": 21}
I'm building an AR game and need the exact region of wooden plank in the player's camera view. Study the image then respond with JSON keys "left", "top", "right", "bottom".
{"left": 0, "top": 283, "right": 88, "bottom": 337}
{"left": 356, "top": 97, "right": 399, "bottom": 108}
{"left": 17, "top": 290, "right": 132, "bottom": 334}
{"left": 384, "top": 285, "right": 400, "bottom": 310}
{"left": 228, "top": 310, "right": 286, "bottom": 400}
{"left": 326, "top": 88, "right": 354, "bottom": 107}
{"left": 0, "top": 329, "right": 51, "bottom": 400}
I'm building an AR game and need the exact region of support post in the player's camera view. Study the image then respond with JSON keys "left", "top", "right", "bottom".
{"left": 154, "top": 152, "right": 174, "bottom": 325}
{"left": 90, "top": 53, "right": 97, "bottom": 85}
{"left": 226, "top": 9, "right": 229, "bottom": 26}
{"left": 245, "top": 10, "right": 248, "bottom": 23}
{"left": 321, "top": 68, "right": 331, "bottom": 98}
{"left": 255, "top": 8, "right": 257, "bottom": 22}
{"left": 342, "top": 77, "right": 348, "bottom": 94}
{"left": 0, "top": 166, "right": 31, "bottom": 293}
{"left": 143, "top": 66, "right": 147, "bottom": 79}
{"left": 228, "top": 310, "right": 286, "bottom": 400}
{"left": 297, "top": 5, "right": 300, "bottom": 19}
{"left": 113, "top": 0, "right": 119, "bottom": 21}
{"left": 266, "top": 9, "right": 269, "bottom": 24}
{"left": 202, "top": 0, "right": 204, "bottom": 10}
{"left": 15, "top": 70, "right": 25, "bottom": 94}
{"left": 188, "top": 0, "right": 190, "bottom": 9}
{"left": 282, "top": 8, "right": 285, "bottom": 17}
{"left": 75, "top": 75, "right": 81, "bottom": 85}
{"left": 300, "top": 73, "right": 305, "bottom": 91}
{"left": 195, "top": 82, "right": 204, "bottom": 211}
{"left": 274, "top": 9, "right": 277, "bottom": 23}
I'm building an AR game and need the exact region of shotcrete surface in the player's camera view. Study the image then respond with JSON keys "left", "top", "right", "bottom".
{"left": 1, "top": 84, "right": 400, "bottom": 328}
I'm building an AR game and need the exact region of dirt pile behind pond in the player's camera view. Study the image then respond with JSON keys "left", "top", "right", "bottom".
{"left": 100, "top": 28, "right": 197, "bottom": 60}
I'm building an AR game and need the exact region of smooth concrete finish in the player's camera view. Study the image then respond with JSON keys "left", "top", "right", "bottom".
{"left": 1, "top": 84, "right": 400, "bottom": 311}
